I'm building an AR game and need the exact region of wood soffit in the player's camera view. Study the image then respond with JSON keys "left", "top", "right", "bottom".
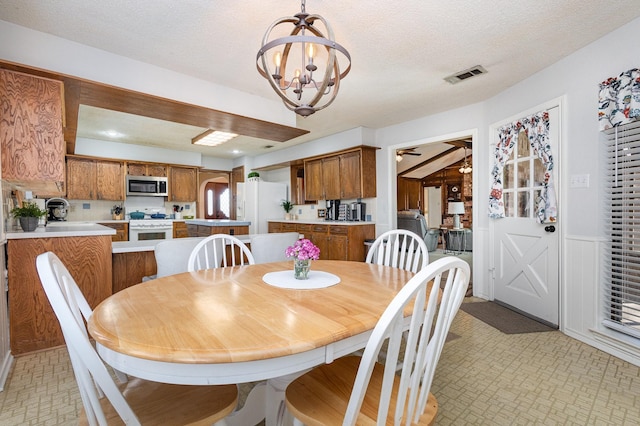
{"left": 0, "top": 60, "right": 309, "bottom": 155}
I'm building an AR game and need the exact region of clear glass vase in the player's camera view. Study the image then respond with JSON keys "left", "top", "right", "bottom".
{"left": 294, "top": 259, "right": 311, "bottom": 280}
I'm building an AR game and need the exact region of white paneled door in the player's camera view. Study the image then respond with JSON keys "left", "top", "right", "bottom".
{"left": 492, "top": 105, "right": 560, "bottom": 327}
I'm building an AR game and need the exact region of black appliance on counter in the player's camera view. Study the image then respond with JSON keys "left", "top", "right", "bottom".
{"left": 325, "top": 200, "right": 340, "bottom": 221}
{"left": 46, "top": 197, "right": 69, "bottom": 221}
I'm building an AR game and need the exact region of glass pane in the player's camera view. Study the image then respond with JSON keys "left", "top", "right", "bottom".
{"left": 220, "top": 188, "right": 230, "bottom": 218}
{"left": 517, "top": 161, "right": 530, "bottom": 188}
{"left": 504, "top": 192, "right": 514, "bottom": 217}
{"left": 207, "top": 189, "right": 214, "bottom": 216}
{"left": 518, "top": 131, "right": 530, "bottom": 157}
{"left": 534, "top": 189, "right": 542, "bottom": 218}
{"left": 534, "top": 157, "right": 546, "bottom": 186}
{"left": 517, "top": 191, "right": 530, "bottom": 218}
{"left": 503, "top": 163, "right": 514, "bottom": 189}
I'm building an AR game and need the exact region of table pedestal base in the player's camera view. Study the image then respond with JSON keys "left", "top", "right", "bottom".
{"left": 226, "top": 371, "right": 308, "bottom": 426}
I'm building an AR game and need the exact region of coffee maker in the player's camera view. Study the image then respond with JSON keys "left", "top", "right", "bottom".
{"left": 350, "top": 201, "right": 366, "bottom": 221}
{"left": 325, "top": 200, "right": 340, "bottom": 221}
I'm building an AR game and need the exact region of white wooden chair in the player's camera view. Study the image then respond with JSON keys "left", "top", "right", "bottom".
{"left": 187, "top": 234, "right": 255, "bottom": 271}
{"left": 249, "top": 232, "right": 299, "bottom": 264}
{"left": 365, "top": 229, "right": 429, "bottom": 273}
{"left": 36, "top": 251, "right": 238, "bottom": 426}
{"left": 285, "top": 256, "right": 470, "bottom": 425}
{"left": 142, "top": 237, "right": 205, "bottom": 281}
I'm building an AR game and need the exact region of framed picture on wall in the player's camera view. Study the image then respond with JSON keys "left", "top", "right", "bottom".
{"left": 447, "top": 183, "right": 462, "bottom": 200}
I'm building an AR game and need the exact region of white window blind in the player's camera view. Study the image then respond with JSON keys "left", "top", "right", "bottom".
{"left": 603, "top": 120, "right": 640, "bottom": 339}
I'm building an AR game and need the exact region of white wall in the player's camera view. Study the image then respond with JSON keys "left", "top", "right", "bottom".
{"left": 0, "top": 20, "right": 294, "bottom": 128}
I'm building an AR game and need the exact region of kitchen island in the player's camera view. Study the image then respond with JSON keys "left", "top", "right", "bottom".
{"left": 185, "top": 219, "right": 250, "bottom": 237}
{"left": 7, "top": 223, "right": 115, "bottom": 354}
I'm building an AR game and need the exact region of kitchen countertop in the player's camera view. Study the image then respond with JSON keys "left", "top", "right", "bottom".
{"left": 185, "top": 219, "right": 251, "bottom": 227}
{"left": 268, "top": 219, "right": 375, "bottom": 226}
{"left": 6, "top": 223, "right": 116, "bottom": 240}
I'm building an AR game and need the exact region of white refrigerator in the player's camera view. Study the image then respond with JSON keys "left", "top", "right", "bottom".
{"left": 236, "top": 181, "right": 288, "bottom": 234}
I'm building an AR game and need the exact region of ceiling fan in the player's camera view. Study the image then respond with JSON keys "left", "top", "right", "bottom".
{"left": 396, "top": 147, "right": 421, "bottom": 162}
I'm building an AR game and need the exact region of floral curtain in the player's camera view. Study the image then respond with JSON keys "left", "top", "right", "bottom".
{"left": 488, "top": 111, "right": 557, "bottom": 224}
{"left": 599, "top": 68, "right": 640, "bottom": 131}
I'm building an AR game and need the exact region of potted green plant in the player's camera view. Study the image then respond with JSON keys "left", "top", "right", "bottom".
{"left": 281, "top": 200, "right": 294, "bottom": 220}
{"left": 11, "top": 201, "right": 47, "bottom": 232}
{"left": 247, "top": 171, "right": 260, "bottom": 181}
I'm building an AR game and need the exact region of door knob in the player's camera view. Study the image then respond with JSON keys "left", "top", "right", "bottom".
{"left": 544, "top": 225, "right": 556, "bottom": 233}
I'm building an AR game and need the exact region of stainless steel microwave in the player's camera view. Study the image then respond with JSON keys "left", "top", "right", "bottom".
{"left": 126, "top": 175, "right": 168, "bottom": 197}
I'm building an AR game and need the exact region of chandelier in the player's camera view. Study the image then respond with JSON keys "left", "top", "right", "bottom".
{"left": 459, "top": 147, "right": 472, "bottom": 174}
{"left": 256, "top": 0, "right": 351, "bottom": 117}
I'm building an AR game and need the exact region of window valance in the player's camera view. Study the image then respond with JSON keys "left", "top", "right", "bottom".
{"left": 598, "top": 68, "right": 640, "bottom": 131}
{"left": 488, "top": 111, "right": 557, "bottom": 224}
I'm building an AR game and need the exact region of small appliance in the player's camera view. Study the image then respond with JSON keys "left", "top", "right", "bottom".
{"left": 350, "top": 201, "right": 366, "bottom": 221}
{"left": 45, "top": 197, "right": 69, "bottom": 221}
{"left": 126, "top": 175, "right": 168, "bottom": 197}
{"left": 325, "top": 200, "right": 340, "bottom": 221}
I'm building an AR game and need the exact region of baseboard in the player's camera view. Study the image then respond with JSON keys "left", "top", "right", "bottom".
{"left": 0, "top": 350, "right": 14, "bottom": 392}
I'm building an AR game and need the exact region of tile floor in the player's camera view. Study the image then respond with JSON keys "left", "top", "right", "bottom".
{"left": 1, "top": 301, "right": 639, "bottom": 425}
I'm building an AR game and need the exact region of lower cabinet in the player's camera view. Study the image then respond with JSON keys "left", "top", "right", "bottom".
{"left": 173, "top": 221, "right": 188, "bottom": 238}
{"left": 7, "top": 235, "right": 112, "bottom": 355}
{"left": 112, "top": 251, "right": 157, "bottom": 294}
{"left": 186, "top": 224, "right": 249, "bottom": 237}
{"left": 268, "top": 221, "right": 374, "bottom": 261}
{"left": 98, "top": 222, "right": 128, "bottom": 241}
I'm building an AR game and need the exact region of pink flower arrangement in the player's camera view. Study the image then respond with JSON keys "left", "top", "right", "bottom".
{"left": 285, "top": 239, "right": 320, "bottom": 261}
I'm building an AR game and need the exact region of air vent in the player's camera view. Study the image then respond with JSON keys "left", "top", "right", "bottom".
{"left": 444, "top": 65, "right": 487, "bottom": 84}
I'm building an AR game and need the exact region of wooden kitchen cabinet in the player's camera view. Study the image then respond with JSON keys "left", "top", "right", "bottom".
{"left": 304, "top": 147, "right": 377, "bottom": 201}
{"left": 98, "top": 222, "right": 128, "bottom": 241}
{"left": 186, "top": 224, "right": 249, "bottom": 237}
{"left": 170, "top": 166, "right": 197, "bottom": 202}
{"left": 8, "top": 235, "right": 113, "bottom": 354}
{"left": 304, "top": 158, "right": 324, "bottom": 201}
{"left": 269, "top": 221, "right": 374, "bottom": 261}
{"left": 397, "top": 177, "right": 423, "bottom": 211}
{"left": 173, "top": 221, "right": 188, "bottom": 238}
{"left": 112, "top": 251, "right": 156, "bottom": 294}
{"left": 66, "top": 157, "right": 95, "bottom": 199}
{"left": 127, "top": 162, "right": 167, "bottom": 177}
{"left": 66, "top": 156, "right": 124, "bottom": 200}
{"left": 0, "top": 69, "right": 66, "bottom": 196}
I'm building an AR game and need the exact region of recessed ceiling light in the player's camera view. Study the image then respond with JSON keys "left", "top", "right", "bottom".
{"left": 192, "top": 129, "right": 238, "bottom": 147}
{"left": 103, "top": 130, "right": 124, "bottom": 138}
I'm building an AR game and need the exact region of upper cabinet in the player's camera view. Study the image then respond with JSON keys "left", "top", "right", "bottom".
{"left": 67, "top": 156, "right": 124, "bottom": 200}
{"left": 304, "top": 146, "right": 377, "bottom": 201}
{"left": 127, "top": 162, "right": 167, "bottom": 177}
{"left": 169, "top": 166, "right": 197, "bottom": 202}
{"left": 0, "top": 69, "right": 66, "bottom": 195}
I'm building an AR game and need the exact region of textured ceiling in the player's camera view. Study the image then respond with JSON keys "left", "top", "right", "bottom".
{"left": 2, "top": 0, "right": 640, "bottom": 163}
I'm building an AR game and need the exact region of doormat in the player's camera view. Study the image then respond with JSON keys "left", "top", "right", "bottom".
{"left": 459, "top": 301, "right": 556, "bottom": 334}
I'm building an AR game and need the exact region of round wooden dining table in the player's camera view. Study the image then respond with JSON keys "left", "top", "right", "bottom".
{"left": 88, "top": 260, "right": 414, "bottom": 425}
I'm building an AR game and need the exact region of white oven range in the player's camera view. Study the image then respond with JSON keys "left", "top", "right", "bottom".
{"left": 129, "top": 219, "right": 173, "bottom": 242}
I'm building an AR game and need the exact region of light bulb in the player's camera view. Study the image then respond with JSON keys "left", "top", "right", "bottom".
{"left": 307, "top": 43, "right": 315, "bottom": 59}
{"left": 273, "top": 51, "right": 282, "bottom": 67}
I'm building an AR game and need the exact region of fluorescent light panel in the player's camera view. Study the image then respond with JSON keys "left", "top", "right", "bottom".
{"left": 192, "top": 129, "right": 238, "bottom": 147}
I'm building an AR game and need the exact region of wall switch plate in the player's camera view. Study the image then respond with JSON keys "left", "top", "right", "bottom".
{"left": 82, "top": 203, "right": 91, "bottom": 209}
{"left": 570, "top": 174, "right": 590, "bottom": 188}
